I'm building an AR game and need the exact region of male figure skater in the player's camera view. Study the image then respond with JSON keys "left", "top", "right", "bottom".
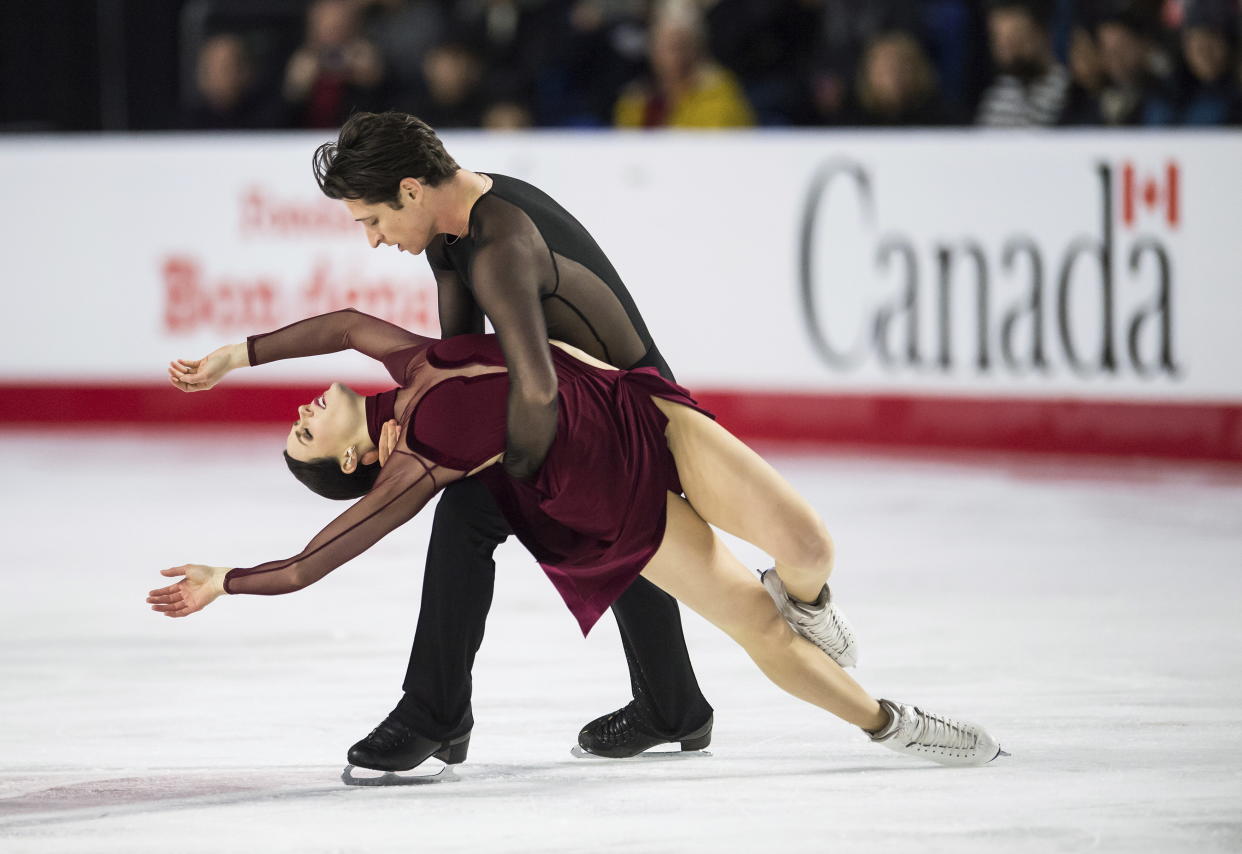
{"left": 314, "top": 111, "right": 714, "bottom": 770}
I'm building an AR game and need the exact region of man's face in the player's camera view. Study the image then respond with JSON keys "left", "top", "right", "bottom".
{"left": 989, "top": 9, "right": 1048, "bottom": 77}
{"left": 1183, "top": 28, "right": 1230, "bottom": 83}
{"left": 651, "top": 22, "right": 700, "bottom": 85}
{"left": 344, "top": 183, "right": 436, "bottom": 255}
{"left": 197, "top": 35, "right": 250, "bottom": 110}
{"left": 1098, "top": 23, "right": 1148, "bottom": 86}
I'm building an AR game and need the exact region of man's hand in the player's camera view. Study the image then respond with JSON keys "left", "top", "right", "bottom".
{"left": 168, "top": 343, "right": 246, "bottom": 392}
{"left": 377, "top": 419, "right": 401, "bottom": 467}
{"left": 146, "top": 565, "right": 229, "bottom": 618}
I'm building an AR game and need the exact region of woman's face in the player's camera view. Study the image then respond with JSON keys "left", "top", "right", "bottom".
{"left": 1069, "top": 27, "right": 1103, "bottom": 90}
{"left": 1183, "top": 28, "right": 1230, "bottom": 84}
{"left": 285, "top": 382, "right": 362, "bottom": 464}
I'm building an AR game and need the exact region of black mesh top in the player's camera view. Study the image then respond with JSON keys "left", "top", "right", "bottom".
{"left": 425, "top": 173, "right": 671, "bottom": 480}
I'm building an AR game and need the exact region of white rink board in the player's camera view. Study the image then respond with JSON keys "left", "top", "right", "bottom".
{"left": 1, "top": 131, "right": 1240, "bottom": 401}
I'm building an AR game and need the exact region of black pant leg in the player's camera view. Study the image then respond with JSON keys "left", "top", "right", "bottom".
{"left": 397, "top": 478, "right": 511, "bottom": 740}
{"left": 610, "top": 576, "right": 714, "bottom": 737}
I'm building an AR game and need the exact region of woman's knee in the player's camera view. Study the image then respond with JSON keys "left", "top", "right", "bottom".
{"left": 783, "top": 519, "right": 835, "bottom": 573}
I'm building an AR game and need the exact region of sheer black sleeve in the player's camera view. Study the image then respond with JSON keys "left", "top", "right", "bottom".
{"left": 427, "top": 237, "right": 484, "bottom": 337}
{"left": 224, "top": 450, "right": 465, "bottom": 595}
{"left": 247, "top": 308, "right": 428, "bottom": 376}
{"left": 469, "top": 232, "right": 559, "bottom": 481}
{"left": 435, "top": 269, "right": 485, "bottom": 338}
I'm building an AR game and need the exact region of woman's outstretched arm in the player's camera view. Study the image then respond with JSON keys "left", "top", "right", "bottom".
{"left": 147, "top": 450, "right": 470, "bottom": 617}
{"left": 169, "top": 309, "right": 430, "bottom": 392}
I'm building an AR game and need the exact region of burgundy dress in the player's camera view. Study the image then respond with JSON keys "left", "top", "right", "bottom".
{"left": 223, "top": 309, "right": 714, "bottom": 634}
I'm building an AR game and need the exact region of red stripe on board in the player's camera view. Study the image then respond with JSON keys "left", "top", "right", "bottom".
{"left": 1, "top": 383, "right": 1240, "bottom": 460}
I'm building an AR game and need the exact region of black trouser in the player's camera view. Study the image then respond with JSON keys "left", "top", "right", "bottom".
{"left": 398, "top": 476, "right": 713, "bottom": 741}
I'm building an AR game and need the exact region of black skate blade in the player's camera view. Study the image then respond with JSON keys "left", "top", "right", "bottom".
{"left": 341, "top": 763, "right": 458, "bottom": 786}
{"left": 570, "top": 745, "right": 712, "bottom": 761}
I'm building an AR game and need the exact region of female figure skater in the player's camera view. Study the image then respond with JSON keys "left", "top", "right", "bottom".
{"left": 149, "top": 308, "right": 1004, "bottom": 769}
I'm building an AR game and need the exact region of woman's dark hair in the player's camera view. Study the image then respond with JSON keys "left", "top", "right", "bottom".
{"left": 283, "top": 451, "right": 380, "bottom": 500}
{"left": 313, "top": 111, "right": 460, "bottom": 206}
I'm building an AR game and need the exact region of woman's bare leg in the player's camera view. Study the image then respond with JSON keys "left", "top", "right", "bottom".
{"left": 652, "top": 397, "right": 833, "bottom": 603}
{"left": 642, "top": 492, "right": 886, "bottom": 731}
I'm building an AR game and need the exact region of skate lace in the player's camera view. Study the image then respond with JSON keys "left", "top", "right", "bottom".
{"left": 596, "top": 706, "right": 637, "bottom": 745}
{"left": 366, "top": 716, "right": 412, "bottom": 751}
{"left": 792, "top": 602, "right": 851, "bottom": 652}
{"left": 909, "top": 708, "right": 978, "bottom": 751}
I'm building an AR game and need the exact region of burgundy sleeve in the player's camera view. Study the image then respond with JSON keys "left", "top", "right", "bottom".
{"left": 469, "top": 235, "right": 559, "bottom": 481}
{"left": 224, "top": 450, "right": 464, "bottom": 596}
{"left": 247, "top": 308, "right": 428, "bottom": 370}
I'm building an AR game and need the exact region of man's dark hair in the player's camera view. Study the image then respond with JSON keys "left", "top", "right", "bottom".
{"left": 284, "top": 451, "right": 380, "bottom": 500}
{"left": 313, "top": 111, "right": 460, "bottom": 206}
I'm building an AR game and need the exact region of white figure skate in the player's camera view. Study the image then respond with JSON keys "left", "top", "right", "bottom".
{"left": 868, "top": 699, "right": 1007, "bottom": 767}
{"left": 760, "top": 569, "right": 858, "bottom": 667}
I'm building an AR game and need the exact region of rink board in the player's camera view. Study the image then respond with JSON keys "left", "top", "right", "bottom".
{"left": 1, "top": 131, "right": 1240, "bottom": 457}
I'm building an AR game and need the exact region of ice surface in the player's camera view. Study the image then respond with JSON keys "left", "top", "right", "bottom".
{"left": 1, "top": 430, "right": 1240, "bottom": 853}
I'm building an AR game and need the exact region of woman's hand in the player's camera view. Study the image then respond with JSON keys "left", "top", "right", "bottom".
{"left": 377, "top": 419, "right": 401, "bottom": 467}
{"left": 168, "top": 343, "right": 246, "bottom": 392}
{"left": 147, "top": 565, "right": 229, "bottom": 618}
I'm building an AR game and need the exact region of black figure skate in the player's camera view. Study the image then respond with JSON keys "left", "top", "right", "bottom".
{"left": 341, "top": 712, "right": 470, "bottom": 786}
{"left": 573, "top": 700, "right": 713, "bottom": 760}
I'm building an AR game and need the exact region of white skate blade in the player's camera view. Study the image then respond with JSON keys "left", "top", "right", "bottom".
{"left": 570, "top": 745, "right": 711, "bottom": 761}
{"left": 341, "top": 762, "right": 458, "bottom": 786}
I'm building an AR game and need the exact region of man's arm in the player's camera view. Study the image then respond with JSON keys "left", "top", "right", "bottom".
{"left": 469, "top": 235, "right": 559, "bottom": 481}
{"left": 435, "top": 267, "right": 485, "bottom": 337}
{"left": 427, "top": 236, "right": 484, "bottom": 338}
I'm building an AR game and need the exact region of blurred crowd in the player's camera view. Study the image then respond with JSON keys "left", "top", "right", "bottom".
{"left": 183, "top": 0, "right": 1242, "bottom": 131}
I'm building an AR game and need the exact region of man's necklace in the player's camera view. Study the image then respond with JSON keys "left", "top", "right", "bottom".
{"left": 446, "top": 175, "right": 492, "bottom": 245}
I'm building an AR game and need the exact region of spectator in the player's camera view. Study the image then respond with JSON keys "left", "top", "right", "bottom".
{"left": 845, "top": 31, "right": 960, "bottom": 126}
{"left": 1093, "top": 2, "right": 1177, "bottom": 124}
{"left": 920, "top": 0, "right": 992, "bottom": 116}
{"left": 416, "top": 41, "right": 487, "bottom": 128}
{"left": 183, "top": 33, "right": 281, "bottom": 130}
{"left": 283, "top": 0, "right": 385, "bottom": 128}
{"left": 804, "top": 0, "right": 923, "bottom": 124}
{"left": 448, "top": 0, "right": 563, "bottom": 116}
{"left": 976, "top": 0, "right": 1073, "bottom": 126}
{"left": 483, "top": 99, "right": 535, "bottom": 129}
{"left": 1060, "top": 24, "right": 1107, "bottom": 123}
{"left": 558, "top": 1, "right": 649, "bottom": 125}
{"left": 613, "top": 0, "right": 756, "bottom": 128}
{"left": 699, "top": 0, "right": 820, "bottom": 124}
{"left": 356, "top": 0, "right": 447, "bottom": 100}
{"left": 1165, "top": 0, "right": 1241, "bottom": 124}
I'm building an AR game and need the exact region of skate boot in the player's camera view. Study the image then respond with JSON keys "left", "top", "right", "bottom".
{"left": 576, "top": 701, "right": 713, "bottom": 758}
{"left": 867, "top": 698, "right": 1006, "bottom": 767}
{"left": 760, "top": 569, "right": 858, "bottom": 667}
{"left": 346, "top": 712, "right": 470, "bottom": 772}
